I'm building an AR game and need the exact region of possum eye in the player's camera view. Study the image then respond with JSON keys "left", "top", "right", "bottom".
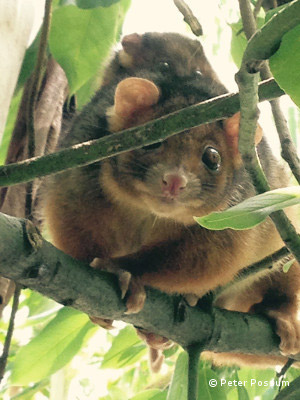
{"left": 202, "top": 147, "right": 221, "bottom": 171}
{"left": 195, "top": 70, "right": 203, "bottom": 76}
{"left": 142, "top": 141, "right": 162, "bottom": 151}
{"left": 159, "top": 62, "right": 170, "bottom": 72}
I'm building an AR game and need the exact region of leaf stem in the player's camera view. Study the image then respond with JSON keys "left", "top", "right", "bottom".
{"left": 186, "top": 344, "right": 202, "bottom": 400}
{"left": 0, "top": 285, "right": 22, "bottom": 383}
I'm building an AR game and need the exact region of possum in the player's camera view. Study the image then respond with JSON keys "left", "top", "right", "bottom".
{"left": 44, "top": 32, "right": 300, "bottom": 370}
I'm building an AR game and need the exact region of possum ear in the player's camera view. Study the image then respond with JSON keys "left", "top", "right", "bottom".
{"left": 121, "top": 33, "right": 142, "bottom": 56}
{"left": 119, "top": 34, "right": 143, "bottom": 69}
{"left": 114, "top": 77, "right": 160, "bottom": 119}
{"left": 223, "top": 112, "right": 263, "bottom": 165}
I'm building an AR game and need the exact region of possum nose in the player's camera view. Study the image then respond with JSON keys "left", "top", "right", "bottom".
{"left": 162, "top": 173, "right": 187, "bottom": 197}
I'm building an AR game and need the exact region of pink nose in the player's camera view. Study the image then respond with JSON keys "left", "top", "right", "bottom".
{"left": 162, "top": 173, "right": 187, "bottom": 197}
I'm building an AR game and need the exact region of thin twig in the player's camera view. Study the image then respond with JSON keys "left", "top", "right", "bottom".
{"left": 186, "top": 345, "right": 202, "bottom": 400}
{"left": 254, "top": 0, "right": 264, "bottom": 19}
{"left": 0, "top": 79, "right": 284, "bottom": 188}
{"left": 173, "top": 0, "right": 203, "bottom": 36}
{"left": 277, "top": 358, "right": 294, "bottom": 379}
{"left": 25, "top": 0, "right": 53, "bottom": 219}
{"left": 0, "top": 285, "right": 22, "bottom": 383}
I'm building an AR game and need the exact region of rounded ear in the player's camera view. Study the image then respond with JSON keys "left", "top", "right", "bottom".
{"left": 223, "top": 112, "right": 263, "bottom": 163}
{"left": 121, "top": 33, "right": 142, "bottom": 56}
{"left": 114, "top": 77, "right": 160, "bottom": 119}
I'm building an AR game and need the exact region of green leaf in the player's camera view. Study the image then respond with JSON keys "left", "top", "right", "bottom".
{"left": 167, "top": 352, "right": 188, "bottom": 400}
{"left": 230, "top": 22, "right": 248, "bottom": 68}
{"left": 233, "top": 371, "right": 250, "bottom": 400}
{"left": 0, "top": 91, "right": 23, "bottom": 164}
{"left": 49, "top": 1, "right": 130, "bottom": 94}
{"left": 288, "top": 107, "right": 298, "bottom": 147}
{"left": 230, "top": 18, "right": 264, "bottom": 68}
{"left": 10, "top": 380, "right": 48, "bottom": 400}
{"left": 283, "top": 259, "right": 295, "bottom": 273}
{"left": 194, "top": 186, "right": 300, "bottom": 230}
{"left": 269, "top": 24, "right": 300, "bottom": 108}
{"left": 130, "top": 390, "right": 167, "bottom": 400}
{"left": 265, "top": 4, "right": 289, "bottom": 23}
{"left": 11, "top": 307, "right": 96, "bottom": 385}
{"left": 237, "top": 368, "right": 276, "bottom": 398}
{"left": 16, "top": 31, "right": 40, "bottom": 91}
{"left": 198, "top": 368, "right": 227, "bottom": 400}
{"left": 102, "top": 326, "right": 147, "bottom": 368}
{"left": 76, "top": 0, "right": 121, "bottom": 8}
{"left": 22, "top": 290, "right": 58, "bottom": 317}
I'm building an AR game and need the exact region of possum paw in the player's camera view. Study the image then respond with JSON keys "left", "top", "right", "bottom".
{"left": 137, "top": 327, "right": 173, "bottom": 350}
{"left": 269, "top": 311, "right": 300, "bottom": 356}
{"left": 137, "top": 328, "right": 173, "bottom": 373}
{"left": 91, "top": 258, "right": 146, "bottom": 314}
{"left": 277, "top": 316, "right": 300, "bottom": 356}
{"left": 118, "top": 270, "right": 146, "bottom": 314}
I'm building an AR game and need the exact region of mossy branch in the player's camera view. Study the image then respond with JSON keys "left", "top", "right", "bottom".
{"left": 0, "top": 211, "right": 295, "bottom": 359}
{"left": 0, "top": 79, "right": 283, "bottom": 188}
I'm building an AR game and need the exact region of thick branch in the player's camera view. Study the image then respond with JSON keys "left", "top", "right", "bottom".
{"left": 0, "top": 79, "right": 284, "bottom": 187}
{"left": 0, "top": 211, "right": 291, "bottom": 358}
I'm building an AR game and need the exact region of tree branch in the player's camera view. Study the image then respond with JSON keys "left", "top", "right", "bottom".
{"left": 0, "top": 211, "right": 295, "bottom": 359}
{"left": 0, "top": 79, "right": 284, "bottom": 187}
{"left": 237, "top": 0, "right": 300, "bottom": 264}
{"left": 240, "top": 0, "right": 300, "bottom": 183}
{"left": 173, "top": 0, "right": 203, "bottom": 36}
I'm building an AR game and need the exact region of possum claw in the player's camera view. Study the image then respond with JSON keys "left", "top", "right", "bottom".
{"left": 89, "top": 316, "right": 114, "bottom": 330}
{"left": 122, "top": 273, "right": 146, "bottom": 314}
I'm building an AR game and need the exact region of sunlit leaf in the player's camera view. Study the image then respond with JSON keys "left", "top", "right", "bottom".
{"left": 194, "top": 186, "right": 300, "bottom": 230}
{"left": 11, "top": 308, "right": 97, "bottom": 385}
{"left": 283, "top": 259, "right": 295, "bottom": 273}
{"left": 22, "top": 290, "right": 58, "bottom": 317}
{"left": 230, "top": 17, "right": 264, "bottom": 68}
{"left": 0, "top": 91, "right": 22, "bottom": 164}
{"left": 167, "top": 352, "right": 188, "bottom": 400}
{"left": 49, "top": 0, "right": 131, "bottom": 94}
{"left": 131, "top": 390, "right": 167, "bottom": 400}
{"left": 76, "top": 0, "right": 121, "bottom": 8}
{"left": 237, "top": 368, "right": 276, "bottom": 398}
{"left": 198, "top": 368, "right": 227, "bottom": 400}
{"left": 102, "top": 326, "right": 147, "bottom": 368}
{"left": 288, "top": 107, "right": 298, "bottom": 147}
{"left": 269, "top": 24, "right": 300, "bottom": 108}
{"left": 16, "top": 31, "right": 40, "bottom": 90}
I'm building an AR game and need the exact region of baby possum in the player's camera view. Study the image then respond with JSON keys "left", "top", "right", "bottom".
{"left": 44, "top": 33, "right": 300, "bottom": 369}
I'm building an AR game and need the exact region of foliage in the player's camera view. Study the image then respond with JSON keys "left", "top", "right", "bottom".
{"left": 195, "top": 186, "right": 300, "bottom": 230}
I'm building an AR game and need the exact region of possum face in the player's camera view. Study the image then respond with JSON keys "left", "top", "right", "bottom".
{"left": 101, "top": 123, "right": 237, "bottom": 224}
{"left": 99, "top": 76, "right": 256, "bottom": 224}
